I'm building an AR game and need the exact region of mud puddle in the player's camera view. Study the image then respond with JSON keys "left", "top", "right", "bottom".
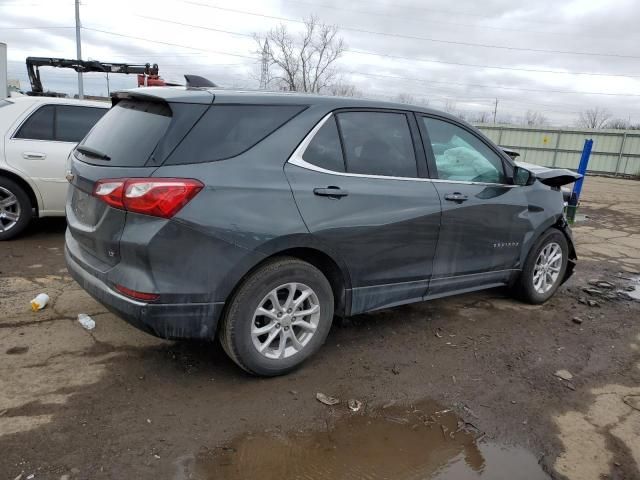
{"left": 177, "top": 401, "right": 549, "bottom": 480}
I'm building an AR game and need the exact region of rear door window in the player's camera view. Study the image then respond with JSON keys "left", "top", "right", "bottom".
{"left": 302, "top": 117, "right": 345, "bottom": 172}
{"left": 55, "top": 105, "right": 106, "bottom": 142}
{"left": 335, "top": 111, "right": 417, "bottom": 178}
{"left": 15, "top": 105, "right": 55, "bottom": 140}
{"left": 77, "top": 99, "right": 172, "bottom": 166}
{"left": 165, "top": 105, "right": 306, "bottom": 165}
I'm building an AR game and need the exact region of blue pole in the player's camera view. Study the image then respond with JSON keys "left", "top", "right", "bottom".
{"left": 571, "top": 139, "right": 593, "bottom": 206}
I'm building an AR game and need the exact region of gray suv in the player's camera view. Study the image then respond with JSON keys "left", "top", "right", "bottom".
{"left": 65, "top": 87, "right": 578, "bottom": 376}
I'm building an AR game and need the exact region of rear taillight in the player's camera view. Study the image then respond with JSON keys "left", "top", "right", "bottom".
{"left": 115, "top": 284, "right": 160, "bottom": 302}
{"left": 93, "top": 178, "right": 203, "bottom": 218}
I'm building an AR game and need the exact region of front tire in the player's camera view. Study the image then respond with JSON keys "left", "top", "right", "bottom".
{"left": 220, "top": 257, "right": 334, "bottom": 376}
{"left": 0, "top": 178, "right": 33, "bottom": 241}
{"left": 515, "top": 228, "right": 568, "bottom": 304}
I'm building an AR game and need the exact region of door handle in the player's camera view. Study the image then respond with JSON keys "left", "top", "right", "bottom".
{"left": 22, "top": 152, "right": 47, "bottom": 160}
{"left": 313, "top": 186, "right": 348, "bottom": 198}
{"left": 444, "top": 192, "right": 468, "bottom": 203}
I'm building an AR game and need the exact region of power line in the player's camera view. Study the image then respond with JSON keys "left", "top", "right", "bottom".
{"left": 0, "top": 26, "right": 74, "bottom": 30}
{"left": 348, "top": 70, "right": 640, "bottom": 97}
{"left": 280, "top": 0, "right": 623, "bottom": 41}
{"left": 181, "top": 1, "right": 640, "bottom": 60}
{"left": 80, "top": 25, "right": 640, "bottom": 97}
{"left": 82, "top": 26, "right": 257, "bottom": 60}
{"left": 138, "top": 14, "right": 640, "bottom": 79}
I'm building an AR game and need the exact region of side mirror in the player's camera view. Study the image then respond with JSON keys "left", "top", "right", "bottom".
{"left": 513, "top": 166, "right": 536, "bottom": 186}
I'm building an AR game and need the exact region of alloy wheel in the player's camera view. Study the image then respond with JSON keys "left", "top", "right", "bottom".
{"left": 0, "top": 186, "right": 21, "bottom": 233}
{"left": 251, "top": 282, "right": 321, "bottom": 360}
{"left": 532, "top": 242, "right": 563, "bottom": 294}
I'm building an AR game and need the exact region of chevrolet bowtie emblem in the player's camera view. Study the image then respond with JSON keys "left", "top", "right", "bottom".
{"left": 65, "top": 172, "right": 75, "bottom": 182}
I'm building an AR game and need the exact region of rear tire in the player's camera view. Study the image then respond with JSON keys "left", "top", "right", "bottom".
{"left": 0, "top": 178, "right": 33, "bottom": 241}
{"left": 514, "top": 228, "right": 568, "bottom": 304}
{"left": 220, "top": 257, "right": 334, "bottom": 376}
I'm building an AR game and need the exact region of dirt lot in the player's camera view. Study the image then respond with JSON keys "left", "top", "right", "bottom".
{"left": 1, "top": 176, "right": 639, "bottom": 480}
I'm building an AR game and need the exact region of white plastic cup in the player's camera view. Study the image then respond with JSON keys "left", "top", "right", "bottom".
{"left": 30, "top": 293, "right": 50, "bottom": 311}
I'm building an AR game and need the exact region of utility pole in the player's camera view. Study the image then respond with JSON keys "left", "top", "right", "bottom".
{"left": 105, "top": 72, "right": 110, "bottom": 96}
{"left": 493, "top": 98, "right": 498, "bottom": 124}
{"left": 259, "top": 39, "right": 270, "bottom": 90}
{"left": 75, "top": 0, "right": 84, "bottom": 99}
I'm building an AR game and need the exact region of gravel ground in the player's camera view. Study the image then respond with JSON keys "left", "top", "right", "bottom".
{"left": 0, "top": 176, "right": 639, "bottom": 480}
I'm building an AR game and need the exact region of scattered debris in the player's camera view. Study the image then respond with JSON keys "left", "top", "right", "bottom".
{"left": 30, "top": 293, "right": 49, "bottom": 311}
{"left": 587, "top": 300, "right": 599, "bottom": 307}
{"left": 153, "top": 454, "right": 160, "bottom": 459}
{"left": 316, "top": 392, "right": 340, "bottom": 406}
{"left": 572, "top": 316, "right": 584, "bottom": 325}
{"left": 462, "top": 405, "right": 478, "bottom": 418}
{"left": 440, "top": 424, "right": 449, "bottom": 440}
{"left": 623, "top": 395, "right": 640, "bottom": 412}
{"left": 564, "top": 382, "right": 576, "bottom": 391}
{"left": 596, "top": 281, "right": 614, "bottom": 289}
{"left": 348, "top": 399, "right": 363, "bottom": 412}
{"left": 26, "top": 475, "right": 34, "bottom": 480}
{"left": 77, "top": 314, "right": 96, "bottom": 330}
{"left": 0, "top": 409, "right": 7, "bottom": 417}
{"left": 146, "top": 418, "right": 152, "bottom": 424}
{"left": 13, "top": 473, "right": 22, "bottom": 480}
{"left": 382, "top": 400, "right": 396, "bottom": 409}
{"left": 578, "top": 296, "right": 588, "bottom": 305}
{"left": 434, "top": 328, "right": 443, "bottom": 338}
{"left": 583, "top": 287, "right": 602, "bottom": 296}
{"left": 554, "top": 369, "right": 574, "bottom": 381}
{"left": 289, "top": 390, "right": 298, "bottom": 395}
{"left": 391, "top": 365, "right": 400, "bottom": 375}
{"left": 60, "top": 475, "right": 70, "bottom": 480}
{"left": 452, "top": 375, "right": 457, "bottom": 384}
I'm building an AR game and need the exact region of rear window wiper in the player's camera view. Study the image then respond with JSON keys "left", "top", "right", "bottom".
{"left": 75, "top": 145, "right": 111, "bottom": 161}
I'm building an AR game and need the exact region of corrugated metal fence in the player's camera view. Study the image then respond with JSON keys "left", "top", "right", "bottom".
{"left": 476, "top": 124, "right": 640, "bottom": 177}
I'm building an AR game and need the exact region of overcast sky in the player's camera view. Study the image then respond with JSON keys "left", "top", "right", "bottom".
{"left": 1, "top": 0, "right": 639, "bottom": 125}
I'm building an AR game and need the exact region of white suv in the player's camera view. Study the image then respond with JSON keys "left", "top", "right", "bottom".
{"left": 0, "top": 96, "right": 108, "bottom": 240}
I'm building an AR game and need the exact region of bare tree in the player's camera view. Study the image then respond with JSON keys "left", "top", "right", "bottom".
{"left": 394, "top": 93, "right": 416, "bottom": 104}
{"left": 472, "top": 111, "right": 492, "bottom": 123}
{"left": 255, "top": 16, "right": 345, "bottom": 93}
{"left": 577, "top": 107, "right": 612, "bottom": 129}
{"left": 523, "top": 110, "right": 549, "bottom": 126}
{"left": 604, "top": 118, "right": 630, "bottom": 130}
{"left": 443, "top": 99, "right": 457, "bottom": 114}
{"left": 327, "top": 82, "right": 362, "bottom": 97}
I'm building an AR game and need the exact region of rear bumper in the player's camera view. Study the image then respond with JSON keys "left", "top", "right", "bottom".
{"left": 65, "top": 246, "right": 224, "bottom": 340}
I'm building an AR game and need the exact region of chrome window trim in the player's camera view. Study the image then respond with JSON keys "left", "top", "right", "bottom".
{"left": 287, "top": 112, "right": 517, "bottom": 188}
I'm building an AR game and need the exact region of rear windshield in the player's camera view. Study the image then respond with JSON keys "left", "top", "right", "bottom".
{"left": 77, "top": 99, "right": 171, "bottom": 166}
{"left": 165, "top": 104, "right": 306, "bottom": 165}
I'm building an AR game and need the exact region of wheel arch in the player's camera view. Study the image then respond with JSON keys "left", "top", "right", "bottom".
{"left": 517, "top": 215, "right": 576, "bottom": 286}
{"left": 220, "top": 236, "right": 353, "bottom": 325}
{"left": 0, "top": 168, "right": 41, "bottom": 216}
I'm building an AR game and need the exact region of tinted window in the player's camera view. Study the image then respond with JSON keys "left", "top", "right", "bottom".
{"left": 166, "top": 105, "right": 305, "bottom": 165}
{"left": 422, "top": 117, "right": 507, "bottom": 183}
{"left": 78, "top": 99, "right": 171, "bottom": 166}
{"left": 15, "top": 105, "right": 54, "bottom": 140}
{"left": 336, "top": 112, "right": 417, "bottom": 177}
{"left": 56, "top": 105, "right": 106, "bottom": 142}
{"left": 302, "top": 117, "right": 345, "bottom": 172}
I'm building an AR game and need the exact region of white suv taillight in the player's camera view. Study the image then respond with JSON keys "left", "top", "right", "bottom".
{"left": 93, "top": 178, "right": 204, "bottom": 218}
